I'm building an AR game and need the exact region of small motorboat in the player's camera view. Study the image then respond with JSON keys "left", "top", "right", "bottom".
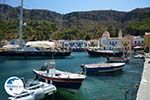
{"left": 81, "top": 62, "right": 125, "bottom": 74}
{"left": 4, "top": 76, "right": 56, "bottom": 100}
{"left": 33, "top": 65, "right": 86, "bottom": 91}
{"left": 8, "top": 91, "right": 34, "bottom": 100}
{"left": 106, "top": 57, "right": 129, "bottom": 63}
{"left": 25, "top": 80, "right": 57, "bottom": 96}
{"left": 134, "top": 53, "right": 144, "bottom": 59}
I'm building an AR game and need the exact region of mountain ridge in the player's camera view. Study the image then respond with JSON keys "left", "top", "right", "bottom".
{"left": 0, "top": 4, "right": 150, "bottom": 40}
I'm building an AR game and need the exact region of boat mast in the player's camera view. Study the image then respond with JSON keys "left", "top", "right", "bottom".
{"left": 19, "top": 0, "right": 23, "bottom": 48}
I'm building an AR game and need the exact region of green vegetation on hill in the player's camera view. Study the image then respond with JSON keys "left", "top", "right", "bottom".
{"left": 0, "top": 19, "right": 57, "bottom": 41}
{"left": 0, "top": 4, "right": 150, "bottom": 41}
{"left": 125, "top": 18, "right": 150, "bottom": 36}
{"left": 23, "top": 20, "right": 57, "bottom": 41}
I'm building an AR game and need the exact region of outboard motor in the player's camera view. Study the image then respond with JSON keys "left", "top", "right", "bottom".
{"left": 106, "top": 56, "right": 110, "bottom": 63}
{"left": 41, "top": 63, "right": 48, "bottom": 71}
{"left": 80, "top": 64, "right": 84, "bottom": 68}
{"left": 40, "top": 66, "right": 47, "bottom": 71}
{"left": 80, "top": 64, "right": 86, "bottom": 74}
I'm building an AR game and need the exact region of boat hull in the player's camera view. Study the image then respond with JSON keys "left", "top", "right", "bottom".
{"left": 108, "top": 58, "right": 129, "bottom": 63}
{"left": 0, "top": 51, "right": 71, "bottom": 59}
{"left": 87, "top": 49, "right": 123, "bottom": 57}
{"left": 33, "top": 71, "right": 85, "bottom": 90}
{"left": 109, "top": 60, "right": 129, "bottom": 63}
{"left": 81, "top": 63, "right": 125, "bottom": 74}
{"left": 53, "top": 81, "right": 82, "bottom": 90}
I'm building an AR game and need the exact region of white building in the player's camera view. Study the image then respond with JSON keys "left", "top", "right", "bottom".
{"left": 132, "top": 36, "right": 144, "bottom": 47}
{"left": 26, "top": 41, "right": 56, "bottom": 49}
{"left": 88, "top": 39, "right": 99, "bottom": 48}
{"left": 56, "top": 40, "right": 69, "bottom": 48}
{"left": 108, "top": 38, "right": 122, "bottom": 50}
{"left": 56, "top": 40, "right": 88, "bottom": 51}
{"left": 100, "top": 31, "right": 110, "bottom": 49}
{"left": 69, "top": 40, "right": 87, "bottom": 48}
{"left": 100, "top": 30, "right": 122, "bottom": 50}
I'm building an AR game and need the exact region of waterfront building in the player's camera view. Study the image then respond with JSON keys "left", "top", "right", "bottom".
{"left": 69, "top": 40, "right": 87, "bottom": 51}
{"left": 98, "top": 30, "right": 145, "bottom": 54}
{"left": 132, "top": 36, "right": 144, "bottom": 48}
{"left": 26, "top": 41, "right": 56, "bottom": 49}
{"left": 100, "top": 30, "right": 122, "bottom": 50}
{"left": 100, "top": 31, "right": 110, "bottom": 49}
{"left": 99, "top": 30, "right": 145, "bottom": 53}
{"left": 108, "top": 38, "right": 122, "bottom": 50}
{"left": 56, "top": 40, "right": 88, "bottom": 51}
{"left": 2, "top": 39, "right": 22, "bottom": 49}
{"left": 121, "top": 34, "right": 132, "bottom": 52}
{"left": 144, "top": 32, "right": 150, "bottom": 52}
{"left": 131, "top": 36, "right": 144, "bottom": 53}
{"left": 56, "top": 40, "right": 69, "bottom": 48}
{"left": 88, "top": 39, "right": 99, "bottom": 48}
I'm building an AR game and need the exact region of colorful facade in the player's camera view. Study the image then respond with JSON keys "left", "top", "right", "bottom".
{"left": 99, "top": 30, "right": 144, "bottom": 53}
{"left": 144, "top": 32, "right": 150, "bottom": 52}
{"left": 100, "top": 30, "right": 122, "bottom": 50}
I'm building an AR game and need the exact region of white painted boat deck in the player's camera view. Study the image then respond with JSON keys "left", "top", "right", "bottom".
{"left": 84, "top": 63, "right": 125, "bottom": 68}
{"left": 136, "top": 57, "right": 150, "bottom": 100}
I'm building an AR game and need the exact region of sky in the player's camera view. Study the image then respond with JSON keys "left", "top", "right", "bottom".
{"left": 1, "top": 0, "right": 150, "bottom": 14}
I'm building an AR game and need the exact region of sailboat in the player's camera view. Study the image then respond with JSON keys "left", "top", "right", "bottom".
{"left": 0, "top": 0, "right": 71, "bottom": 59}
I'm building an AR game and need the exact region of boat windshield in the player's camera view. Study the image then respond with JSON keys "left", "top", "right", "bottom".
{"left": 29, "top": 85, "right": 41, "bottom": 90}
{"left": 15, "top": 93, "right": 30, "bottom": 99}
{"left": 29, "top": 82, "right": 39, "bottom": 87}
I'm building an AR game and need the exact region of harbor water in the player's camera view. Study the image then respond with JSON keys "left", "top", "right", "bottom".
{"left": 0, "top": 52, "right": 144, "bottom": 100}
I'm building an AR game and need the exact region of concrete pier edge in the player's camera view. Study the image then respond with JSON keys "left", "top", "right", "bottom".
{"left": 136, "top": 53, "right": 150, "bottom": 100}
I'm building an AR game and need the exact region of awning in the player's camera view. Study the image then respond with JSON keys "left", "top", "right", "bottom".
{"left": 134, "top": 46, "right": 142, "bottom": 49}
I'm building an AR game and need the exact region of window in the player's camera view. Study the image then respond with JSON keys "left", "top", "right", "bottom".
{"left": 141, "top": 41, "right": 144, "bottom": 44}
{"left": 134, "top": 41, "right": 137, "bottom": 44}
{"left": 138, "top": 41, "right": 140, "bottom": 44}
{"left": 109, "top": 42, "right": 111, "bottom": 45}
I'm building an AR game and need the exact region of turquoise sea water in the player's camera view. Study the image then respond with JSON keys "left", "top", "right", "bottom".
{"left": 0, "top": 52, "right": 144, "bottom": 100}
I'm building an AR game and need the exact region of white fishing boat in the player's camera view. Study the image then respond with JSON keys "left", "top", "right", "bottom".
{"left": 33, "top": 64, "right": 86, "bottom": 91}
{"left": 4, "top": 76, "right": 56, "bottom": 100}
{"left": 81, "top": 62, "right": 125, "bottom": 74}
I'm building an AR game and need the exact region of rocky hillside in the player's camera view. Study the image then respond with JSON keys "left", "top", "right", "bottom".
{"left": 0, "top": 4, "right": 150, "bottom": 41}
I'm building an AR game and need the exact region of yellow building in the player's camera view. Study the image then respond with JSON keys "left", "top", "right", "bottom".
{"left": 144, "top": 32, "right": 150, "bottom": 52}
{"left": 121, "top": 34, "right": 132, "bottom": 52}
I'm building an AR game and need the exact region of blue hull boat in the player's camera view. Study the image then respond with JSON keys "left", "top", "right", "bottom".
{"left": 107, "top": 57, "right": 129, "bottom": 63}
{"left": 81, "top": 63, "right": 125, "bottom": 74}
